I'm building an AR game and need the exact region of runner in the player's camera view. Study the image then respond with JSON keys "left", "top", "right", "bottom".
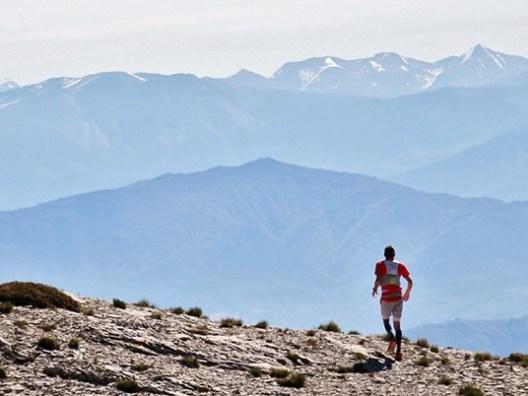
{"left": 372, "top": 245, "right": 413, "bottom": 361}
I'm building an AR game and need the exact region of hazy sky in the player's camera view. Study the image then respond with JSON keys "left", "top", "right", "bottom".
{"left": 2, "top": 0, "right": 528, "bottom": 84}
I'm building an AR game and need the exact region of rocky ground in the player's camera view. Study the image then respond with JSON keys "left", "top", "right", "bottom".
{"left": 0, "top": 298, "right": 526, "bottom": 395}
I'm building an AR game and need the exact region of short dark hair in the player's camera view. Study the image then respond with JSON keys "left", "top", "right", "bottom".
{"left": 384, "top": 245, "right": 395, "bottom": 258}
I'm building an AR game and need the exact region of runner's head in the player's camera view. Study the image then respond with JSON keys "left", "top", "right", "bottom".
{"left": 384, "top": 245, "right": 395, "bottom": 260}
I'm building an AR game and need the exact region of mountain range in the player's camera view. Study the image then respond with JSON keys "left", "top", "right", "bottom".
{"left": 408, "top": 316, "right": 528, "bottom": 356}
{"left": 2, "top": 45, "right": 528, "bottom": 210}
{"left": 2, "top": 159, "right": 528, "bottom": 337}
{"left": 224, "top": 44, "right": 528, "bottom": 97}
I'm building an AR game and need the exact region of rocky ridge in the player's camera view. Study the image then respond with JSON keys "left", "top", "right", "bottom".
{"left": 0, "top": 298, "right": 526, "bottom": 396}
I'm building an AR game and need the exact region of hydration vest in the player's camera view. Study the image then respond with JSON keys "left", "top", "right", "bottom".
{"left": 380, "top": 260, "right": 402, "bottom": 301}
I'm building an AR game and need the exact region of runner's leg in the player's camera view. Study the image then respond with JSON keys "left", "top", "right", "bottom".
{"left": 394, "top": 320, "right": 402, "bottom": 353}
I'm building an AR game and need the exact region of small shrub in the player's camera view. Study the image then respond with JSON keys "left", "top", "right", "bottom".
{"left": 132, "top": 363, "right": 151, "bottom": 372}
{"left": 0, "top": 367, "right": 6, "bottom": 379}
{"left": 135, "top": 299, "right": 155, "bottom": 308}
{"left": 416, "top": 338, "right": 429, "bottom": 348}
{"left": 474, "top": 352, "right": 493, "bottom": 362}
{"left": 318, "top": 321, "right": 341, "bottom": 333}
{"left": 220, "top": 318, "right": 243, "bottom": 328}
{"left": 277, "top": 373, "right": 306, "bottom": 388}
{"left": 438, "top": 375, "right": 453, "bottom": 385}
{"left": 181, "top": 355, "right": 199, "bottom": 368}
{"left": 440, "top": 356, "right": 450, "bottom": 365}
{"left": 43, "top": 366, "right": 61, "bottom": 377}
{"left": 464, "top": 353, "right": 471, "bottom": 361}
{"left": 270, "top": 368, "right": 290, "bottom": 378}
{"left": 170, "top": 307, "right": 184, "bottom": 315}
{"left": 458, "top": 385, "right": 484, "bottom": 396}
{"left": 305, "top": 338, "right": 318, "bottom": 348}
{"left": 509, "top": 352, "right": 528, "bottom": 367}
{"left": 14, "top": 320, "right": 28, "bottom": 329}
{"left": 116, "top": 378, "right": 141, "bottom": 393}
{"left": 40, "top": 323, "right": 56, "bottom": 332}
{"left": 186, "top": 307, "right": 202, "bottom": 317}
{"left": 150, "top": 312, "right": 163, "bottom": 320}
{"left": 189, "top": 324, "right": 210, "bottom": 335}
{"left": 348, "top": 330, "right": 361, "bottom": 335}
{"left": 286, "top": 351, "right": 301, "bottom": 365}
{"left": 0, "top": 282, "right": 80, "bottom": 312}
{"left": 306, "top": 329, "right": 317, "bottom": 337}
{"left": 254, "top": 321, "right": 268, "bottom": 329}
{"left": 83, "top": 307, "right": 95, "bottom": 316}
{"left": 0, "top": 302, "right": 13, "bottom": 314}
{"left": 113, "top": 299, "right": 127, "bottom": 309}
{"left": 416, "top": 356, "right": 432, "bottom": 367}
{"left": 430, "top": 345, "right": 439, "bottom": 353}
{"left": 249, "top": 366, "right": 262, "bottom": 377}
{"left": 38, "top": 336, "right": 60, "bottom": 350}
{"left": 68, "top": 338, "right": 80, "bottom": 349}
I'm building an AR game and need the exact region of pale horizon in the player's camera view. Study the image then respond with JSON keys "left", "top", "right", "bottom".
{"left": 2, "top": 0, "right": 528, "bottom": 84}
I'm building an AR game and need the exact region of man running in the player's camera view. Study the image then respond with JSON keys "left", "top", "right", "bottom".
{"left": 372, "top": 245, "right": 413, "bottom": 361}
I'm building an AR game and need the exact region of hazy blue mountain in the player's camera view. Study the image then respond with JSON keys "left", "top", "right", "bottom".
{"left": 0, "top": 79, "right": 18, "bottom": 93}
{"left": 2, "top": 69, "right": 528, "bottom": 210}
{"left": 408, "top": 316, "right": 528, "bottom": 356}
{"left": 1, "top": 159, "right": 528, "bottom": 336}
{"left": 394, "top": 132, "right": 528, "bottom": 201}
{"left": 226, "top": 45, "right": 528, "bottom": 97}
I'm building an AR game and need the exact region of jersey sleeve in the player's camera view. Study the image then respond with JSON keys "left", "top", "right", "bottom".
{"left": 398, "top": 263, "right": 410, "bottom": 277}
{"left": 375, "top": 261, "right": 385, "bottom": 276}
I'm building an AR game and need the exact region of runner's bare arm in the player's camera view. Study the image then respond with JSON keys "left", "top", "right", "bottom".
{"left": 402, "top": 275, "right": 413, "bottom": 301}
{"left": 372, "top": 275, "right": 382, "bottom": 297}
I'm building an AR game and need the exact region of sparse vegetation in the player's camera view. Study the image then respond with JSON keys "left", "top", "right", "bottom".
{"left": 305, "top": 337, "right": 318, "bottom": 348}
{"left": 40, "top": 323, "right": 56, "bottom": 332}
{"left": 170, "top": 307, "right": 184, "bottom": 315}
{"left": 318, "top": 321, "right": 341, "bottom": 333}
{"left": 416, "top": 356, "right": 432, "bottom": 367}
{"left": 38, "top": 336, "right": 60, "bottom": 350}
{"left": 458, "top": 385, "right": 484, "bottom": 396}
{"left": 348, "top": 329, "right": 361, "bottom": 335}
{"left": 220, "top": 318, "right": 243, "bottom": 328}
{"left": 249, "top": 366, "right": 263, "bottom": 377}
{"left": 270, "top": 368, "right": 290, "bottom": 379}
{"left": 68, "top": 338, "right": 80, "bottom": 349}
{"left": 0, "top": 367, "right": 6, "bottom": 379}
{"left": 286, "top": 350, "right": 301, "bottom": 365}
{"left": 132, "top": 363, "right": 151, "bottom": 372}
{"left": 430, "top": 345, "right": 439, "bottom": 353}
{"left": 440, "top": 356, "right": 450, "bottom": 365}
{"left": 509, "top": 352, "right": 528, "bottom": 367}
{"left": 0, "top": 282, "right": 80, "bottom": 312}
{"left": 83, "top": 307, "right": 95, "bottom": 316}
{"left": 474, "top": 352, "right": 493, "bottom": 362}
{"left": 43, "top": 366, "right": 61, "bottom": 377}
{"left": 116, "top": 378, "right": 141, "bottom": 393}
{"left": 14, "top": 320, "right": 28, "bottom": 329}
{"left": 416, "top": 338, "right": 430, "bottom": 348}
{"left": 189, "top": 324, "right": 210, "bottom": 335}
{"left": 150, "top": 312, "right": 163, "bottom": 320}
{"left": 438, "top": 375, "right": 453, "bottom": 385}
{"left": 306, "top": 329, "right": 317, "bottom": 337}
{"left": 186, "top": 307, "right": 202, "bottom": 317}
{"left": 112, "top": 299, "right": 127, "bottom": 309}
{"left": 135, "top": 299, "right": 155, "bottom": 308}
{"left": 276, "top": 372, "right": 306, "bottom": 388}
{"left": 254, "top": 320, "right": 268, "bottom": 329}
{"left": 181, "top": 355, "right": 199, "bottom": 368}
{"left": 0, "top": 302, "right": 13, "bottom": 314}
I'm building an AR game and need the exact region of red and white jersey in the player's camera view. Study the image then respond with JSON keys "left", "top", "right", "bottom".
{"left": 375, "top": 260, "right": 410, "bottom": 302}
